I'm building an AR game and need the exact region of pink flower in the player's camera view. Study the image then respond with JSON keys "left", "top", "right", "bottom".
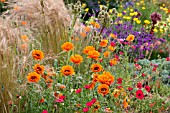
{"left": 114, "top": 54, "right": 120, "bottom": 61}
{"left": 84, "top": 85, "right": 90, "bottom": 89}
{"left": 99, "top": 59, "right": 103, "bottom": 62}
{"left": 117, "top": 78, "right": 123, "bottom": 84}
{"left": 76, "top": 88, "right": 82, "bottom": 94}
{"left": 132, "top": 45, "right": 136, "bottom": 49}
{"left": 55, "top": 99, "right": 64, "bottom": 103}
{"left": 42, "top": 110, "right": 48, "bottom": 113}
{"left": 82, "top": 108, "right": 89, "bottom": 112}
{"left": 59, "top": 95, "right": 65, "bottom": 100}
{"left": 145, "top": 85, "right": 151, "bottom": 92}
{"left": 128, "top": 87, "right": 133, "bottom": 91}
{"left": 142, "top": 73, "right": 146, "bottom": 77}
{"left": 119, "top": 51, "right": 124, "bottom": 55}
{"left": 166, "top": 57, "right": 170, "bottom": 61}
{"left": 110, "top": 42, "right": 116, "bottom": 47}
{"left": 152, "top": 67, "right": 157, "bottom": 72}
{"left": 116, "top": 86, "right": 122, "bottom": 89}
{"left": 86, "top": 101, "right": 93, "bottom": 107}
{"left": 137, "top": 82, "right": 142, "bottom": 89}
{"left": 91, "top": 98, "right": 97, "bottom": 104}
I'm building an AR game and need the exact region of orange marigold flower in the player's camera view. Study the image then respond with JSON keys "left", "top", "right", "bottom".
{"left": 110, "top": 33, "right": 117, "bottom": 39}
{"left": 98, "top": 84, "right": 109, "bottom": 96}
{"left": 97, "top": 71, "right": 114, "bottom": 86}
{"left": 83, "top": 46, "right": 95, "bottom": 54}
{"left": 93, "top": 101, "right": 100, "bottom": 111}
{"left": 84, "top": 26, "right": 91, "bottom": 32}
{"left": 33, "top": 64, "right": 44, "bottom": 74}
{"left": 45, "top": 77, "right": 53, "bottom": 83}
{"left": 21, "top": 35, "right": 29, "bottom": 42}
{"left": 92, "top": 74, "right": 99, "bottom": 82}
{"left": 110, "top": 58, "right": 118, "bottom": 66}
{"left": 103, "top": 51, "right": 110, "bottom": 58}
{"left": 20, "top": 43, "right": 28, "bottom": 50}
{"left": 32, "top": 50, "right": 44, "bottom": 60}
{"left": 27, "top": 72, "right": 41, "bottom": 83}
{"left": 100, "top": 39, "right": 108, "bottom": 47}
{"left": 90, "top": 21, "right": 95, "bottom": 25}
{"left": 59, "top": 85, "right": 66, "bottom": 90}
{"left": 39, "top": 97, "right": 45, "bottom": 103}
{"left": 21, "top": 21, "right": 27, "bottom": 25}
{"left": 108, "top": 46, "right": 115, "bottom": 51}
{"left": 123, "top": 100, "right": 128, "bottom": 109}
{"left": 126, "top": 34, "right": 135, "bottom": 42}
{"left": 70, "top": 54, "right": 83, "bottom": 64}
{"left": 61, "top": 42, "right": 74, "bottom": 51}
{"left": 60, "top": 65, "right": 75, "bottom": 76}
{"left": 94, "top": 22, "right": 100, "bottom": 29}
{"left": 13, "top": 6, "right": 20, "bottom": 10}
{"left": 80, "top": 32, "right": 87, "bottom": 38}
{"left": 91, "top": 63, "right": 103, "bottom": 72}
{"left": 88, "top": 50, "right": 100, "bottom": 60}
{"left": 0, "top": 0, "right": 5, "bottom": 2}
{"left": 112, "top": 89, "right": 120, "bottom": 98}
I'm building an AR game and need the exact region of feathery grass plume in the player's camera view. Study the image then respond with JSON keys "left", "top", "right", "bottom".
{"left": 3, "top": 0, "right": 71, "bottom": 57}
{"left": 0, "top": 17, "right": 19, "bottom": 113}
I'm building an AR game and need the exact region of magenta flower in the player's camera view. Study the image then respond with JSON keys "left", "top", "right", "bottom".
{"left": 84, "top": 85, "right": 90, "bottom": 89}
{"left": 59, "top": 95, "right": 65, "bottom": 100}
{"left": 82, "top": 108, "right": 89, "bottom": 112}
{"left": 42, "top": 110, "right": 48, "bottom": 113}
{"left": 91, "top": 98, "right": 97, "bottom": 104}
{"left": 75, "top": 88, "right": 82, "bottom": 94}
{"left": 86, "top": 101, "right": 93, "bottom": 107}
{"left": 55, "top": 99, "right": 64, "bottom": 103}
{"left": 137, "top": 82, "right": 142, "bottom": 89}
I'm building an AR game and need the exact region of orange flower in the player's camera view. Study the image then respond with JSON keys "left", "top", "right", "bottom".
{"left": 123, "top": 100, "right": 128, "bottom": 109}
{"left": 100, "top": 39, "right": 108, "bottom": 47}
{"left": 84, "top": 26, "right": 91, "bottom": 32}
{"left": 32, "top": 50, "right": 44, "bottom": 60}
{"left": 108, "top": 46, "right": 115, "bottom": 51}
{"left": 103, "top": 51, "right": 110, "bottom": 58}
{"left": 97, "top": 71, "right": 114, "bottom": 86}
{"left": 93, "top": 101, "right": 100, "bottom": 111}
{"left": 112, "top": 89, "right": 120, "bottom": 98}
{"left": 13, "top": 6, "right": 20, "bottom": 10}
{"left": 88, "top": 50, "right": 100, "bottom": 60}
{"left": 61, "top": 42, "right": 74, "bottom": 51}
{"left": 20, "top": 43, "right": 28, "bottom": 50}
{"left": 90, "top": 21, "right": 95, "bottom": 26}
{"left": 126, "top": 34, "right": 135, "bottom": 42}
{"left": 27, "top": 72, "right": 41, "bottom": 83}
{"left": 33, "top": 64, "right": 44, "bottom": 74}
{"left": 94, "top": 23, "right": 100, "bottom": 29}
{"left": 60, "top": 65, "right": 75, "bottom": 76}
{"left": 0, "top": 0, "right": 5, "bottom": 2}
{"left": 59, "top": 85, "right": 66, "bottom": 90}
{"left": 21, "top": 21, "right": 27, "bottom": 25}
{"left": 45, "top": 78, "right": 53, "bottom": 83}
{"left": 109, "top": 58, "right": 118, "bottom": 66}
{"left": 91, "top": 63, "right": 103, "bottom": 72}
{"left": 92, "top": 74, "right": 99, "bottom": 82}
{"left": 83, "top": 46, "right": 95, "bottom": 54}
{"left": 39, "top": 97, "right": 45, "bottom": 103}
{"left": 21, "top": 35, "right": 29, "bottom": 42}
{"left": 70, "top": 54, "right": 83, "bottom": 64}
{"left": 80, "top": 32, "right": 87, "bottom": 38}
{"left": 110, "top": 33, "right": 117, "bottom": 39}
{"left": 98, "top": 84, "right": 109, "bottom": 96}
{"left": 86, "top": 82, "right": 96, "bottom": 90}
